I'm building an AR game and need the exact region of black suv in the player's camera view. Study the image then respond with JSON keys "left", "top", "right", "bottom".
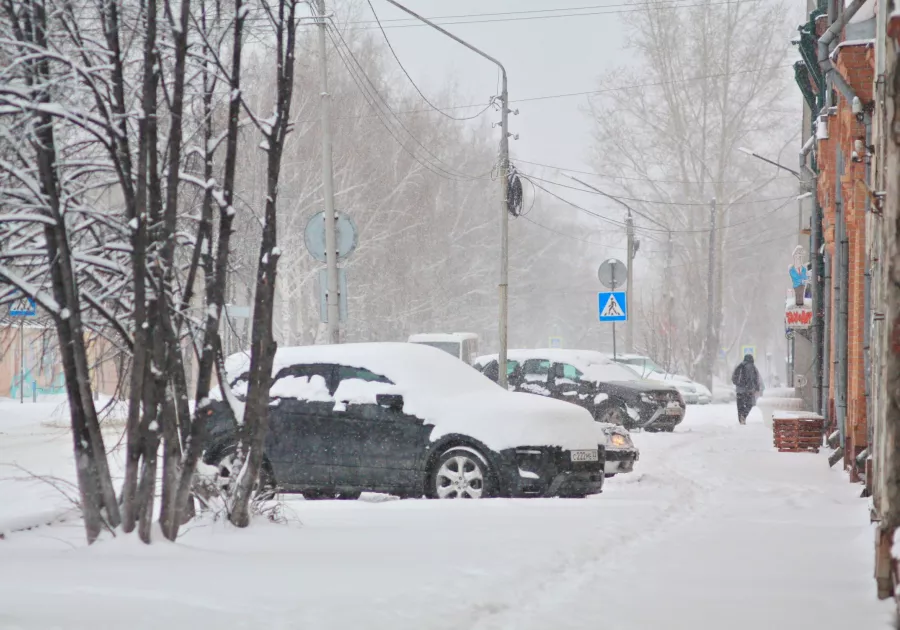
{"left": 475, "top": 349, "right": 685, "bottom": 432}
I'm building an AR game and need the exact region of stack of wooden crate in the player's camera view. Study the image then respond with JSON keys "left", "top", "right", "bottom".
{"left": 772, "top": 411, "right": 824, "bottom": 453}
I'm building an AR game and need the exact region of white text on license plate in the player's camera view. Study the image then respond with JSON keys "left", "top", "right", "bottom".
{"left": 570, "top": 449, "right": 599, "bottom": 462}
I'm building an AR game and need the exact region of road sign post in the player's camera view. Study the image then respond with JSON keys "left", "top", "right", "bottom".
{"left": 305, "top": 211, "right": 357, "bottom": 342}
{"left": 598, "top": 258, "right": 628, "bottom": 361}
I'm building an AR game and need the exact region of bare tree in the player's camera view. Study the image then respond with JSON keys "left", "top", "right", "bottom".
{"left": 587, "top": 0, "right": 799, "bottom": 380}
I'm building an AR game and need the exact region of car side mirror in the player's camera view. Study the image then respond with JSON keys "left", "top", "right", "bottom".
{"left": 376, "top": 393, "right": 404, "bottom": 411}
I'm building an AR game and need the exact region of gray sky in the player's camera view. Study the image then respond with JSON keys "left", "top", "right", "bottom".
{"left": 334, "top": 0, "right": 630, "bottom": 174}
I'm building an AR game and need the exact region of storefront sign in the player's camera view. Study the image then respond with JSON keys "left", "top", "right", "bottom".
{"left": 785, "top": 305, "right": 813, "bottom": 329}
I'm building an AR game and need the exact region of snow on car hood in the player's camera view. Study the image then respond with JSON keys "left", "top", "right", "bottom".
{"left": 223, "top": 343, "right": 601, "bottom": 452}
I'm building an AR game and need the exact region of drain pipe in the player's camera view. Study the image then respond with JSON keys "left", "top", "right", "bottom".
{"left": 822, "top": 250, "right": 832, "bottom": 419}
{"left": 835, "top": 146, "right": 849, "bottom": 448}
{"left": 800, "top": 135, "right": 821, "bottom": 414}
{"left": 818, "top": 0, "right": 867, "bottom": 108}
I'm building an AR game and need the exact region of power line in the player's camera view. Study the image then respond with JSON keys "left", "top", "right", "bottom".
{"left": 288, "top": 63, "right": 794, "bottom": 124}
{"left": 522, "top": 172, "right": 794, "bottom": 207}
{"left": 326, "top": 23, "right": 494, "bottom": 182}
{"left": 526, "top": 178, "right": 629, "bottom": 229}
{"left": 519, "top": 215, "right": 629, "bottom": 249}
{"left": 338, "top": 0, "right": 760, "bottom": 30}
{"left": 365, "top": 0, "right": 494, "bottom": 121}
{"left": 354, "top": 1, "right": 726, "bottom": 24}
{"left": 512, "top": 157, "right": 795, "bottom": 185}
{"left": 527, "top": 176, "right": 795, "bottom": 234}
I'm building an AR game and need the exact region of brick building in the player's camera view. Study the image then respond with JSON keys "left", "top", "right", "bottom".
{"left": 795, "top": 0, "right": 877, "bottom": 483}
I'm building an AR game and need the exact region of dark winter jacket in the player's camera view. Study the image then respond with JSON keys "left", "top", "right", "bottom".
{"left": 732, "top": 355, "right": 762, "bottom": 394}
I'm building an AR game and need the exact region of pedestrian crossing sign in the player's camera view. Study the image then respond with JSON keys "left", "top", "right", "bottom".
{"left": 598, "top": 291, "right": 627, "bottom": 322}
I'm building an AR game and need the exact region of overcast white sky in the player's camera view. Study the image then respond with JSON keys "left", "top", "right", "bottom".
{"left": 331, "top": 0, "right": 630, "bottom": 174}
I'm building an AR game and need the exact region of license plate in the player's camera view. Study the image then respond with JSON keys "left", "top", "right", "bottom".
{"left": 570, "top": 449, "right": 599, "bottom": 462}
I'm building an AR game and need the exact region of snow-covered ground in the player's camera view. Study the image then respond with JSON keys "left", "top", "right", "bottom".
{"left": 0, "top": 400, "right": 893, "bottom": 629}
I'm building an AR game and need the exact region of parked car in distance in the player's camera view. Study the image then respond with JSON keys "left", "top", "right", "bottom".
{"left": 693, "top": 382, "right": 712, "bottom": 405}
{"left": 712, "top": 377, "right": 737, "bottom": 403}
{"left": 204, "top": 343, "right": 607, "bottom": 500}
{"left": 474, "top": 349, "right": 685, "bottom": 432}
{"left": 408, "top": 332, "right": 479, "bottom": 365}
{"left": 612, "top": 354, "right": 704, "bottom": 404}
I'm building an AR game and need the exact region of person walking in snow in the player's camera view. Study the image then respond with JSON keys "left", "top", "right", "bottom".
{"left": 731, "top": 354, "right": 762, "bottom": 425}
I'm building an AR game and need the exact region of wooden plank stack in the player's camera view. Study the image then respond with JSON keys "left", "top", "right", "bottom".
{"left": 772, "top": 411, "right": 825, "bottom": 453}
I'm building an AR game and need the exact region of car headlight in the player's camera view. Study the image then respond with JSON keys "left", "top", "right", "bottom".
{"left": 610, "top": 433, "right": 629, "bottom": 447}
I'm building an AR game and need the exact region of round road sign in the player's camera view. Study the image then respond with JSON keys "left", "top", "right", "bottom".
{"left": 304, "top": 211, "right": 358, "bottom": 263}
{"left": 598, "top": 258, "right": 627, "bottom": 289}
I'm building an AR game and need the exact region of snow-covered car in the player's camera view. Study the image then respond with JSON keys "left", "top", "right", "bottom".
{"left": 203, "top": 343, "right": 607, "bottom": 499}
{"left": 693, "top": 382, "right": 712, "bottom": 405}
{"left": 474, "top": 349, "right": 685, "bottom": 432}
{"left": 625, "top": 367, "right": 700, "bottom": 405}
{"left": 600, "top": 423, "right": 640, "bottom": 477}
{"left": 613, "top": 356, "right": 703, "bottom": 405}
{"left": 712, "top": 377, "right": 737, "bottom": 403}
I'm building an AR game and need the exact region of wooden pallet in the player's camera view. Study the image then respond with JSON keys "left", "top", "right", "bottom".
{"left": 772, "top": 413, "right": 824, "bottom": 454}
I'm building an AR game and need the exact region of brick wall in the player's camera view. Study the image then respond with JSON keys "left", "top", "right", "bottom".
{"left": 815, "top": 40, "right": 875, "bottom": 474}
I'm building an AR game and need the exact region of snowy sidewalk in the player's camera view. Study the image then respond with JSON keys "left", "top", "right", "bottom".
{"left": 0, "top": 404, "right": 892, "bottom": 630}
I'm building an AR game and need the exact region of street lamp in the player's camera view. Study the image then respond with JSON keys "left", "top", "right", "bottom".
{"left": 737, "top": 147, "right": 802, "bottom": 179}
{"left": 381, "top": 0, "right": 513, "bottom": 388}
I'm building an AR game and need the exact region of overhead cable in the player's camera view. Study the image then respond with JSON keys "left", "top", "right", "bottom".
{"left": 365, "top": 0, "right": 494, "bottom": 121}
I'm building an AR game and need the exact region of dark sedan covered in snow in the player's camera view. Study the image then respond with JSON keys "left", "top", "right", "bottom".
{"left": 202, "top": 343, "right": 608, "bottom": 500}
{"left": 475, "top": 349, "right": 685, "bottom": 432}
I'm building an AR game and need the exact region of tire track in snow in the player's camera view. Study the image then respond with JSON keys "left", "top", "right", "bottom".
{"left": 464, "top": 426, "right": 725, "bottom": 630}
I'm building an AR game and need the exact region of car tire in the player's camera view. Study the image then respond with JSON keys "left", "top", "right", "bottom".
{"left": 594, "top": 402, "right": 628, "bottom": 426}
{"left": 430, "top": 446, "right": 495, "bottom": 499}
{"left": 336, "top": 491, "right": 362, "bottom": 500}
{"left": 604, "top": 473, "right": 617, "bottom": 478}
{"left": 664, "top": 426, "right": 676, "bottom": 433}
{"left": 210, "top": 445, "right": 274, "bottom": 496}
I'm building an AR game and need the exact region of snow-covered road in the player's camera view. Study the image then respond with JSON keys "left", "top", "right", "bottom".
{"left": 0, "top": 401, "right": 892, "bottom": 629}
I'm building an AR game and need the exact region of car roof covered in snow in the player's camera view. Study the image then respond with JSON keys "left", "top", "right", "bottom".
{"left": 226, "top": 342, "right": 492, "bottom": 396}
{"left": 475, "top": 348, "right": 643, "bottom": 383}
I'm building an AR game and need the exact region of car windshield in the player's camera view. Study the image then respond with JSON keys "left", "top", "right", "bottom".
{"left": 413, "top": 341, "right": 460, "bottom": 358}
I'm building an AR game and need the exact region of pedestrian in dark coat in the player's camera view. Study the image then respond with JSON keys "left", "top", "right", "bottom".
{"left": 732, "top": 354, "right": 762, "bottom": 425}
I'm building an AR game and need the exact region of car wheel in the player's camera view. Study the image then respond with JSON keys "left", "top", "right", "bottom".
{"left": 336, "top": 491, "right": 362, "bottom": 500}
{"left": 595, "top": 402, "right": 628, "bottom": 426}
{"left": 211, "top": 446, "right": 274, "bottom": 496}
{"left": 432, "top": 447, "right": 494, "bottom": 499}
{"left": 604, "top": 473, "right": 617, "bottom": 478}
{"left": 664, "top": 426, "right": 675, "bottom": 433}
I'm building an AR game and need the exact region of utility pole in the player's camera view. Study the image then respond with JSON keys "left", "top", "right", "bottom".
{"left": 381, "top": 0, "right": 511, "bottom": 387}
{"left": 316, "top": 0, "right": 340, "bottom": 343}
{"left": 498, "top": 73, "right": 510, "bottom": 389}
{"left": 664, "top": 229, "right": 673, "bottom": 372}
{"left": 567, "top": 175, "right": 669, "bottom": 358}
{"left": 706, "top": 198, "right": 717, "bottom": 389}
{"left": 625, "top": 211, "right": 634, "bottom": 353}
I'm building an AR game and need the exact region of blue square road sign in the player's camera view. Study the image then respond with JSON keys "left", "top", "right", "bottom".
{"left": 598, "top": 291, "right": 627, "bottom": 322}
